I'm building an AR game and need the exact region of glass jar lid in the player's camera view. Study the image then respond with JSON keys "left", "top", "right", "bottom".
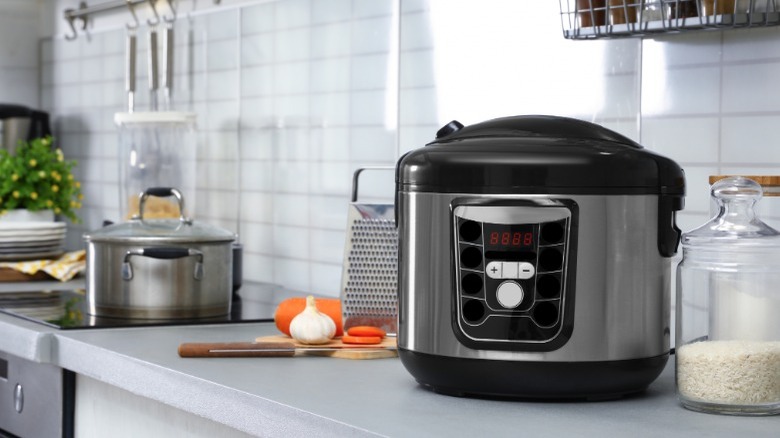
{"left": 683, "top": 176, "right": 780, "bottom": 248}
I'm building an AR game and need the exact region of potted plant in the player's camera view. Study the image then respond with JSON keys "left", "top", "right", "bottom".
{"left": 0, "top": 136, "right": 82, "bottom": 222}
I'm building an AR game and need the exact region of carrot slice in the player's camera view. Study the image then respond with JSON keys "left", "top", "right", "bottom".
{"left": 342, "top": 335, "right": 382, "bottom": 345}
{"left": 346, "top": 326, "right": 387, "bottom": 338}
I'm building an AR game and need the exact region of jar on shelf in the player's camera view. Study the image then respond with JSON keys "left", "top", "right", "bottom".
{"left": 676, "top": 176, "right": 780, "bottom": 415}
{"left": 115, "top": 112, "right": 197, "bottom": 221}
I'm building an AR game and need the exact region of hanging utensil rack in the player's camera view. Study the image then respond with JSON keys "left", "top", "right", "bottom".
{"left": 560, "top": 0, "right": 780, "bottom": 40}
{"left": 62, "top": 0, "right": 219, "bottom": 41}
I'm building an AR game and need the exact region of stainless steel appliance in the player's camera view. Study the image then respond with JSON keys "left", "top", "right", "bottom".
{"left": 0, "top": 104, "right": 51, "bottom": 153}
{"left": 396, "top": 115, "right": 685, "bottom": 399}
{"left": 0, "top": 350, "right": 74, "bottom": 438}
{"left": 84, "top": 188, "right": 235, "bottom": 319}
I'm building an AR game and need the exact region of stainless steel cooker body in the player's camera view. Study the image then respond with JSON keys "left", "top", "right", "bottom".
{"left": 395, "top": 115, "right": 684, "bottom": 398}
{"left": 398, "top": 191, "right": 671, "bottom": 362}
{"left": 86, "top": 239, "right": 232, "bottom": 319}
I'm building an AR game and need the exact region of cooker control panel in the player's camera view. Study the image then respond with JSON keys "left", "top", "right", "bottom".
{"left": 452, "top": 201, "right": 577, "bottom": 351}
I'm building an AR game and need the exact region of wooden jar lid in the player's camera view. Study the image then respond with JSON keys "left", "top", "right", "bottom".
{"left": 709, "top": 175, "right": 780, "bottom": 186}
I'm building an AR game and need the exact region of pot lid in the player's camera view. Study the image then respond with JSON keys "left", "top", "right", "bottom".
{"left": 396, "top": 115, "right": 685, "bottom": 195}
{"left": 85, "top": 188, "right": 234, "bottom": 244}
{"left": 683, "top": 176, "right": 780, "bottom": 249}
{"left": 84, "top": 217, "right": 235, "bottom": 244}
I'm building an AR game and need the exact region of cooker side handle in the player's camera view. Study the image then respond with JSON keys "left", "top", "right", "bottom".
{"left": 658, "top": 194, "right": 684, "bottom": 258}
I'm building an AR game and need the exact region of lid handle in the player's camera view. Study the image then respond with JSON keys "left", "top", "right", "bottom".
{"left": 134, "top": 187, "right": 192, "bottom": 224}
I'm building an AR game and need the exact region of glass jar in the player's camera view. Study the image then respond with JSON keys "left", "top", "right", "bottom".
{"left": 115, "top": 112, "right": 197, "bottom": 221}
{"left": 676, "top": 176, "right": 780, "bottom": 415}
{"left": 710, "top": 175, "right": 780, "bottom": 229}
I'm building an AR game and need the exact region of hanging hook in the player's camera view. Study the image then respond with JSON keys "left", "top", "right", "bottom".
{"left": 126, "top": 0, "right": 140, "bottom": 30}
{"left": 162, "top": 0, "right": 176, "bottom": 23}
{"left": 64, "top": 2, "right": 88, "bottom": 41}
{"left": 64, "top": 13, "right": 79, "bottom": 40}
{"left": 147, "top": 0, "right": 160, "bottom": 26}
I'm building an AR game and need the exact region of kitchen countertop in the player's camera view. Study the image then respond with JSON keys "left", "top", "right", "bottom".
{"left": 0, "top": 294, "right": 777, "bottom": 436}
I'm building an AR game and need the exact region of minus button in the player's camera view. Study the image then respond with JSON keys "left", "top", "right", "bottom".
{"left": 517, "top": 262, "right": 535, "bottom": 280}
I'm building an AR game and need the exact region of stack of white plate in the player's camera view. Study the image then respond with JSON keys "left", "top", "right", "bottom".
{"left": 0, "top": 222, "right": 66, "bottom": 261}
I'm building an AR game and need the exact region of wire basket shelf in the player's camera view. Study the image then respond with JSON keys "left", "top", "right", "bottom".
{"left": 560, "top": 0, "right": 780, "bottom": 40}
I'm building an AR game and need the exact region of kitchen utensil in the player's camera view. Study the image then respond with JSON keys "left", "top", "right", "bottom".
{"left": 84, "top": 187, "right": 235, "bottom": 319}
{"left": 676, "top": 176, "right": 780, "bottom": 415}
{"left": 179, "top": 336, "right": 398, "bottom": 359}
{"left": 339, "top": 167, "right": 398, "bottom": 334}
{"left": 396, "top": 115, "right": 685, "bottom": 399}
{"left": 148, "top": 25, "right": 159, "bottom": 111}
{"left": 0, "top": 104, "right": 51, "bottom": 153}
{"left": 162, "top": 25, "right": 174, "bottom": 110}
{"left": 125, "top": 30, "right": 136, "bottom": 112}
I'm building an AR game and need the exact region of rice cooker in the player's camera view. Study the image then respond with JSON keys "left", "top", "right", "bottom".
{"left": 395, "top": 115, "right": 685, "bottom": 400}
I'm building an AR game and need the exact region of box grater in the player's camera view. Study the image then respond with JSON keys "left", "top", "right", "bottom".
{"left": 340, "top": 167, "right": 398, "bottom": 335}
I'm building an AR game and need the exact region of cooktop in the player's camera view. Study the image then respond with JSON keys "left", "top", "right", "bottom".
{"left": 0, "top": 282, "right": 293, "bottom": 330}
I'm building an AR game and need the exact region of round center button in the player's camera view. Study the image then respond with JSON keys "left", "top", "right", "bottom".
{"left": 496, "top": 281, "right": 524, "bottom": 309}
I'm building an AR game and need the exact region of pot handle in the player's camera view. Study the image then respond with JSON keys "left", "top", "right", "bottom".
{"left": 135, "top": 187, "right": 192, "bottom": 224}
{"left": 122, "top": 247, "right": 204, "bottom": 281}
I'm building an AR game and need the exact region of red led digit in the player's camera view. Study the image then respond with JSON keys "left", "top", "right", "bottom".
{"left": 490, "top": 232, "right": 499, "bottom": 245}
{"left": 512, "top": 232, "right": 521, "bottom": 245}
{"left": 524, "top": 233, "right": 533, "bottom": 246}
{"left": 501, "top": 232, "right": 510, "bottom": 245}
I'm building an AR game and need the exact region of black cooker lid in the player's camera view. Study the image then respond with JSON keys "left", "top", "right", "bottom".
{"left": 396, "top": 115, "right": 685, "bottom": 195}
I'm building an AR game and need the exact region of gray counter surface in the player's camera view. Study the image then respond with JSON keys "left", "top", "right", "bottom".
{"left": 0, "top": 298, "right": 777, "bottom": 437}
{"left": 50, "top": 322, "right": 779, "bottom": 437}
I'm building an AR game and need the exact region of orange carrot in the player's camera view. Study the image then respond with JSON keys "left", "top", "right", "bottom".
{"left": 274, "top": 297, "right": 343, "bottom": 337}
{"left": 346, "top": 326, "right": 386, "bottom": 338}
{"left": 342, "top": 335, "right": 382, "bottom": 345}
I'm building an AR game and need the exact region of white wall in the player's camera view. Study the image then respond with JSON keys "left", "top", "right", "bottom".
{"left": 6, "top": 0, "right": 780, "bottom": 297}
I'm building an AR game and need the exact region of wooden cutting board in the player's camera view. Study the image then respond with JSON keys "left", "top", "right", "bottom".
{"left": 255, "top": 335, "right": 398, "bottom": 360}
{"left": 0, "top": 268, "right": 52, "bottom": 282}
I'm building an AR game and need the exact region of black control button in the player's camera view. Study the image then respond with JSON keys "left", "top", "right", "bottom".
{"left": 533, "top": 301, "right": 558, "bottom": 327}
{"left": 459, "top": 220, "right": 481, "bottom": 242}
{"left": 536, "top": 274, "right": 560, "bottom": 298}
{"left": 538, "top": 247, "right": 563, "bottom": 272}
{"left": 463, "top": 299, "right": 486, "bottom": 323}
{"left": 461, "top": 273, "right": 483, "bottom": 295}
{"left": 460, "top": 246, "right": 482, "bottom": 269}
{"left": 541, "top": 222, "right": 565, "bottom": 245}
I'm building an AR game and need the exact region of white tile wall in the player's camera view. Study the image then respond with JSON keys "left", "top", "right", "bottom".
{"left": 15, "top": 0, "right": 780, "bottom": 299}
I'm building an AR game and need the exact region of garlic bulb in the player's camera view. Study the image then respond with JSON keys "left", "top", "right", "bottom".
{"left": 289, "top": 295, "right": 337, "bottom": 345}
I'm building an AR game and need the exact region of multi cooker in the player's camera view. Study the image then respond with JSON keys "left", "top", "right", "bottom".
{"left": 395, "top": 115, "right": 685, "bottom": 399}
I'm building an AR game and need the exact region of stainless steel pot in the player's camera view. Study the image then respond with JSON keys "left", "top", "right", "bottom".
{"left": 84, "top": 188, "right": 235, "bottom": 319}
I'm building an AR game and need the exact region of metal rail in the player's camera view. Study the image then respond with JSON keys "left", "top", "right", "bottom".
{"left": 62, "top": 0, "right": 216, "bottom": 41}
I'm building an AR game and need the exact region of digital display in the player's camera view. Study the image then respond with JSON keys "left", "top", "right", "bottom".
{"left": 484, "top": 224, "right": 536, "bottom": 250}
